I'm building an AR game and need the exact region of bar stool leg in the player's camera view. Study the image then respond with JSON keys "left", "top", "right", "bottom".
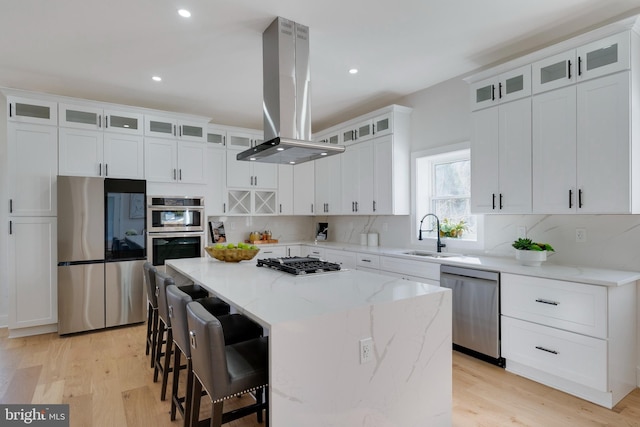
{"left": 161, "top": 328, "right": 174, "bottom": 401}
{"left": 150, "top": 309, "right": 159, "bottom": 369}
{"left": 211, "top": 401, "right": 223, "bottom": 427}
{"left": 182, "top": 359, "right": 194, "bottom": 427}
{"left": 145, "top": 303, "right": 153, "bottom": 356}
{"left": 190, "top": 379, "right": 202, "bottom": 427}
{"left": 170, "top": 348, "right": 181, "bottom": 420}
{"left": 153, "top": 320, "right": 165, "bottom": 383}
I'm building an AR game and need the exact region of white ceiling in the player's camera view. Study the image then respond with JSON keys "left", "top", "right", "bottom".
{"left": 1, "top": 0, "right": 639, "bottom": 131}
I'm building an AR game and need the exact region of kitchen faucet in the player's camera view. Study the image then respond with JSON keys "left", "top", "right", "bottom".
{"left": 418, "top": 213, "right": 446, "bottom": 252}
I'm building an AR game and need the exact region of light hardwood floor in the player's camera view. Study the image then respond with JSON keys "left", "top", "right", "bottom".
{"left": 1, "top": 324, "right": 639, "bottom": 426}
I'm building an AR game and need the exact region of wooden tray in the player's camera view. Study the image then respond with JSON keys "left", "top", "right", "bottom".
{"left": 247, "top": 239, "right": 279, "bottom": 244}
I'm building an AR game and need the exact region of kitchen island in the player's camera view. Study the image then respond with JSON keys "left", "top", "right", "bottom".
{"left": 166, "top": 257, "right": 452, "bottom": 427}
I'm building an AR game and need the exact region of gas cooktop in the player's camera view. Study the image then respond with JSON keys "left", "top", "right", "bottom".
{"left": 256, "top": 256, "right": 342, "bottom": 275}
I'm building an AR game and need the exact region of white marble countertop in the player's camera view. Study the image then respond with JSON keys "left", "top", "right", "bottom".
{"left": 256, "top": 241, "right": 640, "bottom": 287}
{"left": 166, "top": 257, "right": 447, "bottom": 327}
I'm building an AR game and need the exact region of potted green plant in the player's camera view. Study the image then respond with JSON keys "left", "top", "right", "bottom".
{"left": 512, "top": 238, "right": 555, "bottom": 266}
{"left": 439, "top": 218, "right": 467, "bottom": 238}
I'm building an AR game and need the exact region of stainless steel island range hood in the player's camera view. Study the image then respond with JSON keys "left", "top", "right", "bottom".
{"left": 236, "top": 17, "right": 344, "bottom": 165}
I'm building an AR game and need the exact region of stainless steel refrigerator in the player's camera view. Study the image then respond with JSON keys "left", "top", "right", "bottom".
{"left": 57, "top": 176, "right": 147, "bottom": 335}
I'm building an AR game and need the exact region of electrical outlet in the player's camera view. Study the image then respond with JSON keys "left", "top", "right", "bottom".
{"left": 517, "top": 226, "right": 527, "bottom": 239}
{"left": 359, "top": 338, "right": 373, "bottom": 364}
{"left": 576, "top": 228, "right": 587, "bottom": 243}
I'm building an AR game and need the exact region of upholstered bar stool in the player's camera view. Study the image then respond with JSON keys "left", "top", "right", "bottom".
{"left": 143, "top": 262, "right": 159, "bottom": 367}
{"left": 154, "top": 271, "right": 230, "bottom": 400}
{"left": 187, "top": 301, "right": 269, "bottom": 427}
{"left": 166, "top": 285, "right": 263, "bottom": 426}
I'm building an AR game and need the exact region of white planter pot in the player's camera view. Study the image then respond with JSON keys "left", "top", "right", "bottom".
{"left": 515, "top": 250, "right": 547, "bottom": 267}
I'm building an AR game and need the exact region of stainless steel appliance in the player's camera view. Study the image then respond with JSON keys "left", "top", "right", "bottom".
{"left": 57, "top": 176, "right": 147, "bottom": 335}
{"left": 439, "top": 265, "right": 504, "bottom": 367}
{"left": 257, "top": 257, "right": 341, "bottom": 275}
{"left": 146, "top": 196, "right": 204, "bottom": 266}
{"left": 236, "top": 17, "right": 344, "bottom": 165}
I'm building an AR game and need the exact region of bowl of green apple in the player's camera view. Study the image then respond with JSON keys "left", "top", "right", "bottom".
{"left": 205, "top": 242, "right": 260, "bottom": 262}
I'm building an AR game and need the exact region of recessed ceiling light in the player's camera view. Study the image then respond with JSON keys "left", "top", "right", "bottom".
{"left": 276, "top": 147, "right": 285, "bottom": 151}
{"left": 320, "top": 152, "right": 328, "bottom": 156}
{"left": 250, "top": 157, "right": 257, "bottom": 161}
{"left": 289, "top": 161, "right": 296, "bottom": 164}
{"left": 178, "top": 9, "right": 191, "bottom": 18}
{"left": 349, "top": 68, "right": 359, "bottom": 74}
{"left": 152, "top": 76, "right": 162, "bottom": 82}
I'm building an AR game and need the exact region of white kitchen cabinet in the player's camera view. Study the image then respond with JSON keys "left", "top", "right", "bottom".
{"left": 303, "top": 246, "right": 325, "bottom": 259}
{"left": 226, "top": 129, "right": 263, "bottom": 150}
{"left": 379, "top": 256, "right": 440, "bottom": 284}
{"left": 293, "top": 162, "right": 315, "bottom": 215}
{"left": 533, "top": 71, "right": 633, "bottom": 213}
{"left": 277, "top": 165, "right": 294, "bottom": 215}
{"left": 58, "top": 104, "right": 180, "bottom": 179}
{"left": 315, "top": 130, "right": 341, "bottom": 145}
{"left": 258, "top": 246, "right": 286, "bottom": 258}
{"left": 341, "top": 119, "right": 374, "bottom": 144}
{"left": 372, "top": 135, "right": 409, "bottom": 215}
{"left": 342, "top": 142, "right": 374, "bottom": 214}
{"left": 7, "top": 96, "right": 57, "bottom": 125}
{"left": 315, "top": 154, "right": 342, "bottom": 214}
{"left": 470, "top": 65, "right": 531, "bottom": 111}
{"left": 59, "top": 127, "right": 144, "bottom": 179}
{"left": 278, "top": 162, "right": 315, "bottom": 215}
{"left": 470, "top": 97, "right": 532, "bottom": 213}
{"left": 324, "top": 249, "right": 356, "bottom": 269}
{"left": 144, "top": 137, "right": 206, "bottom": 184}
{"left": 144, "top": 114, "right": 206, "bottom": 142}
{"left": 355, "top": 253, "right": 380, "bottom": 270}
{"left": 59, "top": 103, "right": 143, "bottom": 135}
{"left": 226, "top": 189, "right": 277, "bottom": 216}
{"left": 8, "top": 123, "right": 58, "bottom": 216}
{"left": 501, "top": 273, "right": 637, "bottom": 409}
{"left": 207, "top": 126, "right": 227, "bottom": 148}
{"left": 227, "top": 150, "right": 277, "bottom": 190}
{"left": 533, "top": 31, "right": 630, "bottom": 94}
{"left": 205, "top": 145, "right": 227, "bottom": 216}
{"left": 8, "top": 217, "right": 57, "bottom": 330}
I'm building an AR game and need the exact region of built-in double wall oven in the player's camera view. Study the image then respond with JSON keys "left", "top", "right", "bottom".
{"left": 147, "top": 196, "right": 205, "bottom": 266}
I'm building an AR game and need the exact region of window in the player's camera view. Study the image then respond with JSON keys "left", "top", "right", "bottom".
{"left": 413, "top": 143, "right": 482, "bottom": 249}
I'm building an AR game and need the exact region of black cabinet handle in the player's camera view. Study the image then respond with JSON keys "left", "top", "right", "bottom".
{"left": 311, "top": 203, "right": 313, "bottom": 214}
{"left": 99, "top": 163, "right": 102, "bottom": 176}
{"left": 569, "top": 189, "right": 573, "bottom": 209}
{"left": 355, "top": 201, "right": 358, "bottom": 212}
{"left": 179, "top": 126, "right": 182, "bottom": 137}
{"left": 491, "top": 84, "right": 495, "bottom": 101}
{"left": 498, "top": 82, "right": 503, "bottom": 99}
{"left": 179, "top": 169, "right": 182, "bottom": 180}
{"left": 105, "top": 116, "right": 109, "bottom": 128}
{"left": 492, "top": 193, "right": 496, "bottom": 210}
{"left": 9, "top": 199, "right": 12, "bottom": 213}
{"left": 9, "top": 103, "right": 12, "bottom": 117}
{"left": 223, "top": 203, "right": 226, "bottom": 213}
{"left": 535, "top": 298, "right": 559, "bottom": 306}
{"left": 578, "top": 189, "right": 583, "bottom": 208}
{"left": 373, "top": 200, "right": 376, "bottom": 212}
{"left": 173, "top": 169, "right": 177, "bottom": 180}
{"left": 9, "top": 220, "right": 12, "bottom": 235}
{"left": 98, "top": 115, "right": 102, "bottom": 128}
{"left": 279, "top": 204, "right": 282, "bottom": 213}
{"left": 499, "top": 193, "right": 503, "bottom": 210}
{"left": 578, "top": 57, "right": 582, "bottom": 76}
{"left": 372, "top": 123, "right": 376, "bottom": 135}
{"left": 173, "top": 124, "right": 177, "bottom": 136}
{"left": 535, "top": 346, "right": 558, "bottom": 355}
{"left": 105, "top": 164, "right": 108, "bottom": 177}
{"left": 567, "top": 60, "right": 572, "bottom": 79}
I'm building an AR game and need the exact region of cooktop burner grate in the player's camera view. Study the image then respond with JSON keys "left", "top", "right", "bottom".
{"left": 256, "top": 256, "right": 342, "bottom": 275}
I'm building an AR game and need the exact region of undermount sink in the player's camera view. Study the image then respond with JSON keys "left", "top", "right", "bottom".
{"left": 402, "top": 251, "right": 459, "bottom": 258}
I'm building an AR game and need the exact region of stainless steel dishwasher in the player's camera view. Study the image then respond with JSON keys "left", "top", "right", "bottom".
{"left": 440, "top": 265, "right": 504, "bottom": 367}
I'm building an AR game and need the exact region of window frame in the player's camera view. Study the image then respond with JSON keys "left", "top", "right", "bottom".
{"left": 411, "top": 142, "right": 484, "bottom": 252}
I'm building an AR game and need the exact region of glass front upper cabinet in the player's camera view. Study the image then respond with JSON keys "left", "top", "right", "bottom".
{"left": 7, "top": 97, "right": 58, "bottom": 125}
{"left": 533, "top": 31, "right": 630, "bottom": 94}
{"left": 470, "top": 65, "right": 531, "bottom": 111}
{"left": 59, "top": 103, "right": 143, "bottom": 135}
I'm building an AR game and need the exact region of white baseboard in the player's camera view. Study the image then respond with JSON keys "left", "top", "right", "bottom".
{"left": 0, "top": 314, "right": 7, "bottom": 329}
{"left": 8, "top": 323, "right": 57, "bottom": 338}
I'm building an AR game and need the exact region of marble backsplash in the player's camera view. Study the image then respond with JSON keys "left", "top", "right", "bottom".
{"left": 214, "top": 213, "right": 640, "bottom": 272}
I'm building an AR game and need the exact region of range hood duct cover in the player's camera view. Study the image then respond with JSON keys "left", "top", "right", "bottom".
{"left": 237, "top": 17, "right": 344, "bottom": 165}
